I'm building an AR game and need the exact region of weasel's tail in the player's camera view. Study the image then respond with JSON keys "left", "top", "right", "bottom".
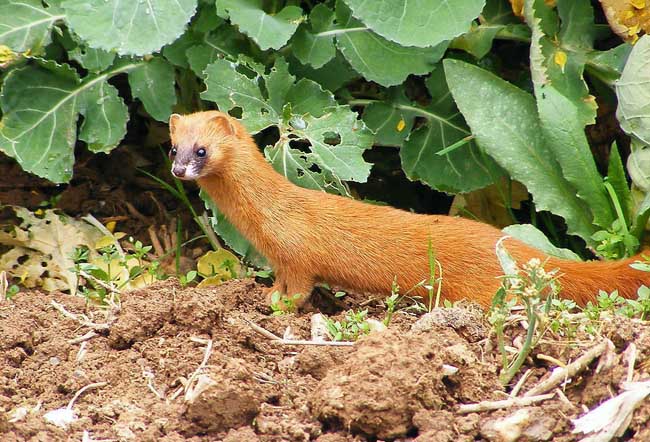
{"left": 548, "top": 255, "right": 649, "bottom": 306}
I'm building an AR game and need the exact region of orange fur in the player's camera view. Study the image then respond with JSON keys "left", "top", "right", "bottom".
{"left": 169, "top": 111, "right": 649, "bottom": 308}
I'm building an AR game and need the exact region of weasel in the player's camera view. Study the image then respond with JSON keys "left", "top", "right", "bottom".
{"left": 168, "top": 111, "right": 648, "bottom": 309}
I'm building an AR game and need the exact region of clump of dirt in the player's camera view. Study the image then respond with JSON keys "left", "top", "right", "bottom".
{"left": 309, "top": 326, "right": 499, "bottom": 439}
{"left": 2, "top": 279, "right": 650, "bottom": 441}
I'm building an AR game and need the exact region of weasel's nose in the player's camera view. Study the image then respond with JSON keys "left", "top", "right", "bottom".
{"left": 172, "top": 164, "right": 186, "bottom": 178}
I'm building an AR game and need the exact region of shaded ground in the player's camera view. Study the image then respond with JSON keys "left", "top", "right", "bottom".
{"left": 2, "top": 279, "right": 650, "bottom": 441}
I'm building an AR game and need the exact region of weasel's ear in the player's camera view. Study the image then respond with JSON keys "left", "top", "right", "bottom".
{"left": 210, "top": 114, "right": 237, "bottom": 136}
{"left": 169, "top": 113, "right": 181, "bottom": 136}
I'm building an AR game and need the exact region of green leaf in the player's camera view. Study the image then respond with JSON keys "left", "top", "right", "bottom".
{"left": 335, "top": 1, "right": 448, "bottom": 87}
{"left": 219, "top": 0, "right": 303, "bottom": 50}
{"left": 186, "top": 24, "right": 252, "bottom": 76}
{"left": 202, "top": 58, "right": 277, "bottom": 133}
{"left": 0, "top": 0, "right": 64, "bottom": 53}
{"left": 443, "top": 59, "right": 595, "bottom": 243}
{"left": 201, "top": 56, "right": 373, "bottom": 232}
{"left": 607, "top": 142, "right": 632, "bottom": 225}
{"left": 502, "top": 224, "right": 581, "bottom": 261}
{"left": 0, "top": 59, "right": 139, "bottom": 183}
{"left": 631, "top": 191, "right": 650, "bottom": 239}
{"left": 292, "top": 4, "right": 336, "bottom": 68}
{"left": 526, "top": 0, "right": 612, "bottom": 230}
{"left": 400, "top": 66, "right": 499, "bottom": 193}
{"left": 61, "top": 0, "right": 197, "bottom": 56}
{"left": 341, "top": 0, "right": 485, "bottom": 48}
{"left": 585, "top": 44, "right": 632, "bottom": 85}
{"left": 128, "top": 56, "right": 176, "bottom": 122}
{"left": 289, "top": 52, "right": 358, "bottom": 92}
{"left": 362, "top": 87, "right": 416, "bottom": 147}
{"left": 68, "top": 46, "right": 115, "bottom": 73}
{"left": 78, "top": 81, "right": 128, "bottom": 153}
{"left": 616, "top": 35, "right": 650, "bottom": 145}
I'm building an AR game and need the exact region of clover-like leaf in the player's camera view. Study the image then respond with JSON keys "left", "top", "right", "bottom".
{"left": 0, "top": 0, "right": 64, "bottom": 52}
{"left": 61, "top": 0, "right": 197, "bottom": 56}
{"left": 341, "top": 0, "right": 485, "bottom": 48}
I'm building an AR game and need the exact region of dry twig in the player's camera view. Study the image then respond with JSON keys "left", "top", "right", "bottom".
{"left": 524, "top": 340, "right": 609, "bottom": 397}
{"left": 458, "top": 392, "right": 555, "bottom": 414}
{"left": 50, "top": 300, "right": 111, "bottom": 331}
{"left": 245, "top": 319, "right": 354, "bottom": 347}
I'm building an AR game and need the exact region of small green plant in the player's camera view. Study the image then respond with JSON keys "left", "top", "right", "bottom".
{"left": 325, "top": 309, "right": 371, "bottom": 341}
{"left": 269, "top": 291, "right": 302, "bottom": 316}
{"left": 490, "top": 257, "right": 560, "bottom": 385}
{"left": 179, "top": 270, "right": 198, "bottom": 287}
{"left": 0, "top": 271, "right": 19, "bottom": 300}
{"left": 623, "top": 285, "right": 650, "bottom": 320}
{"left": 70, "top": 237, "right": 166, "bottom": 304}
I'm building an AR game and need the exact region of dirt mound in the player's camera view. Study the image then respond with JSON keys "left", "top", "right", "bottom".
{"left": 2, "top": 279, "right": 650, "bottom": 441}
{"left": 310, "top": 326, "right": 499, "bottom": 439}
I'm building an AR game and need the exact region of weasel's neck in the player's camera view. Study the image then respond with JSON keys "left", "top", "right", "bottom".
{"left": 197, "top": 147, "right": 295, "bottom": 257}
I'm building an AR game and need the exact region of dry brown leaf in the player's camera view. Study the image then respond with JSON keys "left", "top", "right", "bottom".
{"left": 0, "top": 207, "right": 104, "bottom": 293}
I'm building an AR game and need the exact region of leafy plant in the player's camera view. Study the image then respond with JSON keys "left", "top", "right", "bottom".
{"left": 70, "top": 236, "right": 166, "bottom": 303}
{"left": 491, "top": 241, "right": 561, "bottom": 385}
{"left": 269, "top": 291, "right": 302, "bottom": 316}
{"left": 325, "top": 309, "right": 371, "bottom": 341}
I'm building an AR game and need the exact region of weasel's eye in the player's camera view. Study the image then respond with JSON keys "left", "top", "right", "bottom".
{"left": 196, "top": 147, "right": 207, "bottom": 158}
{"left": 169, "top": 147, "right": 177, "bottom": 157}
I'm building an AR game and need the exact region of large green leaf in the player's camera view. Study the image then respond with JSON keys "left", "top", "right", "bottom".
{"left": 502, "top": 224, "right": 581, "bottom": 261}
{"left": 289, "top": 52, "right": 358, "bottom": 92}
{"left": 68, "top": 46, "right": 115, "bottom": 73}
{"left": 202, "top": 57, "right": 373, "bottom": 192}
{"left": 616, "top": 35, "right": 650, "bottom": 145}
{"left": 361, "top": 87, "right": 416, "bottom": 147}
{"left": 335, "top": 1, "right": 447, "bottom": 87}
{"left": 186, "top": 24, "right": 251, "bottom": 76}
{"left": 525, "top": 0, "right": 613, "bottom": 230}
{"left": 291, "top": 4, "right": 336, "bottom": 68}
{"left": 341, "top": 0, "right": 485, "bottom": 48}
{"left": 0, "top": 0, "right": 64, "bottom": 52}
{"left": 444, "top": 59, "right": 596, "bottom": 243}
{"left": 218, "top": 0, "right": 303, "bottom": 50}
{"left": 202, "top": 58, "right": 277, "bottom": 133}
{"left": 0, "top": 59, "right": 140, "bottom": 183}
{"left": 128, "top": 56, "right": 176, "bottom": 122}
{"left": 400, "top": 66, "right": 500, "bottom": 193}
{"left": 61, "top": 0, "right": 197, "bottom": 56}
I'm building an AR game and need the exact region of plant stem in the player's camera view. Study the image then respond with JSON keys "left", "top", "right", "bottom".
{"left": 500, "top": 303, "right": 537, "bottom": 385}
{"left": 315, "top": 27, "right": 368, "bottom": 37}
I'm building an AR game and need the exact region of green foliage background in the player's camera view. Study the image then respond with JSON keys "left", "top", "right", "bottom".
{"left": 1, "top": 0, "right": 650, "bottom": 260}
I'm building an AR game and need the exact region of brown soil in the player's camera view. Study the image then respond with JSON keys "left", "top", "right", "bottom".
{"left": 2, "top": 279, "right": 650, "bottom": 442}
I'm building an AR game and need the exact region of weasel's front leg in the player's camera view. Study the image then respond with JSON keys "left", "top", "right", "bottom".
{"left": 263, "top": 270, "right": 287, "bottom": 305}
{"left": 286, "top": 274, "right": 315, "bottom": 310}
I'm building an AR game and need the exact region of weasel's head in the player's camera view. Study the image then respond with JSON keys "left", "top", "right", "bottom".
{"left": 168, "top": 111, "right": 240, "bottom": 180}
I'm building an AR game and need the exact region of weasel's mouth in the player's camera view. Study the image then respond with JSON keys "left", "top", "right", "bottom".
{"left": 171, "top": 164, "right": 200, "bottom": 180}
